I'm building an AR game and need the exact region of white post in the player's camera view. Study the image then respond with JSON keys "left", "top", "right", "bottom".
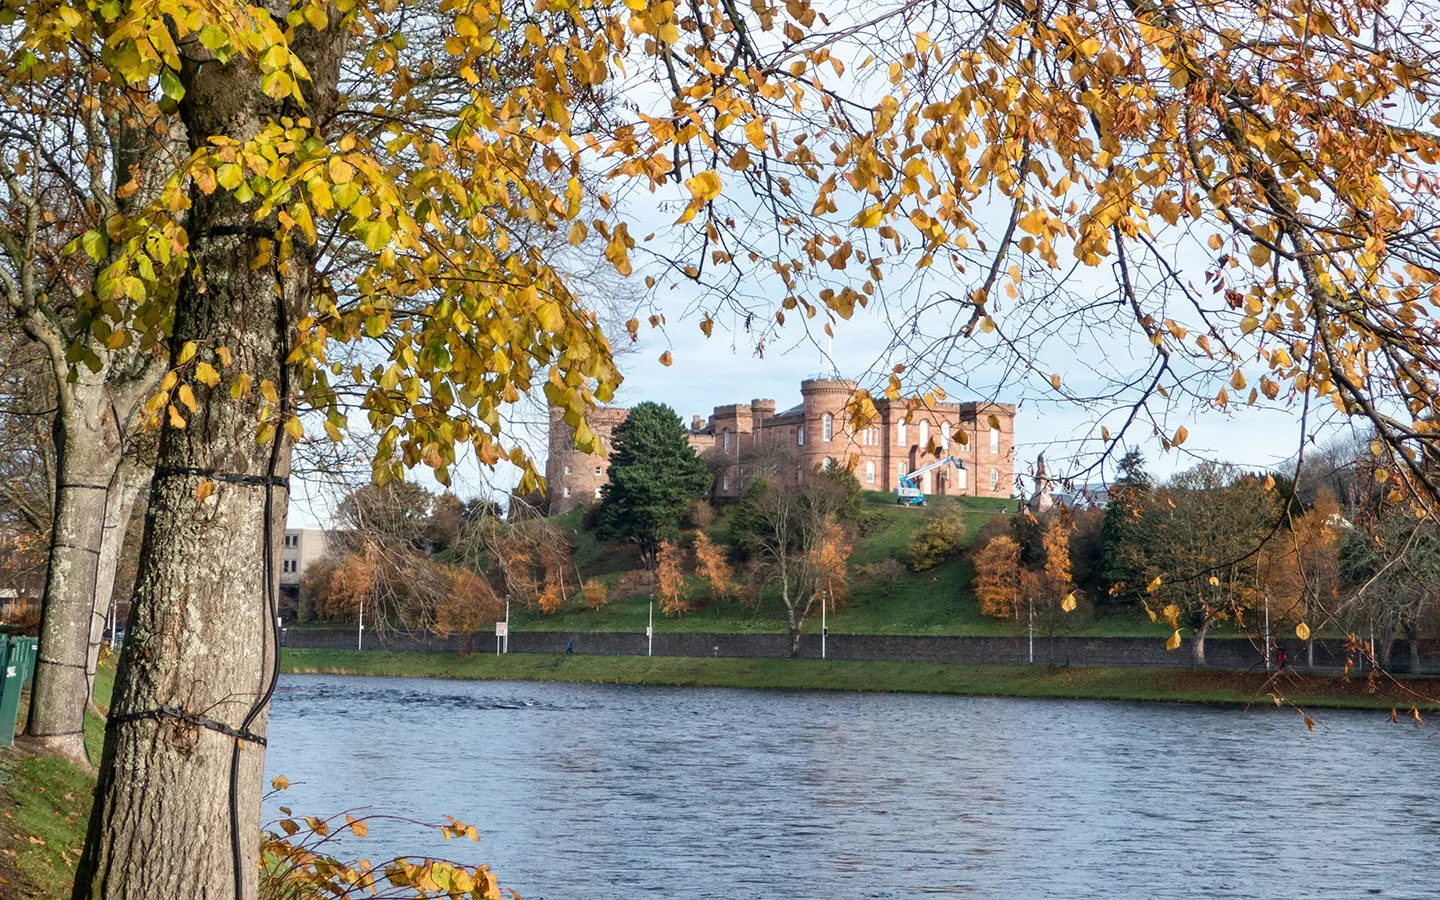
{"left": 1028, "top": 597, "right": 1034, "bottom": 665}
{"left": 648, "top": 600, "right": 654, "bottom": 657}
{"left": 357, "top": 598, "right": 364, "bottom": 652}
{"left": 1264, "top": 593, "right": 1272, "bottom": 673}
{"left": 504, "top": 600, "right": 510, "bottom": 654}
{"left": 821, "top": 591, "right": 827, "bottom": 660}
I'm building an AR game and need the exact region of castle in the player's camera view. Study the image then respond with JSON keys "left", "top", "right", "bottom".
{"left": 545, "top": 378, "right": 1016, "bottom": 515}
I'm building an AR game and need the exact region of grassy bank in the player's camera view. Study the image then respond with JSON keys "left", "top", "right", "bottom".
{"left": 280, "top": 648, "right": 1439, "bottom": 711}
{"left": 0, "top": 663, "right": 112, "bottom": 898}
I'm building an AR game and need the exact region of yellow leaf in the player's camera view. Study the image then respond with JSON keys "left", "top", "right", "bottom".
{"left": 271, "top": 774, "right": 290, "bottom": 791}
{"left": 1230, "top": 370, "right": 1246, "bottom": 390}
{"left": 1248, "top": 244, "right": 1271, "bottom": 266}
{"left": 1166, "top": 629, "right": 1182, "bottom": 651}
{"left": 178, "top": 384, "right": 197, "bottom": 412}
{"left": 659, "top": 350, "right": 673, "bottom": 367}
{"left": 284, "top": 416, "right": 304, "bottom": 440}
{"left": 1147, "top": 576, "right": 1162, "bottom": 594}
{"left": 1296, "top": 622, "right": 1311, "bottom": 640}
{"left": 685, "top": 170, "right": 723, "bottom": 203}
{"left": 851, "top": 205, "right": 884, "bottom": 229}
{"left": 195, "top": 480, "right": 216, "bottom": 503}
{"left": 195, "top": 362, "right": 221, "bottom": 387}
{"left": 568, "top": 220, "right": 587, "bottom": 245}
{"left": 1061, "top": 593, "right": 1077, "bottom": 613}
{"left": 1050, "top": 373, "right": 1061, "bottom": 390}
{"left": 177, "top": 341, "right": 198, "bottom": 365}
{"left": 1172, "top": 425, "right": 1187, "bottom": 446}
{"left": 1207, "top": 234, "right": 1224, "bottom": 250}
{"left": 167, "top": 405, "right": 186, "bottom": 430}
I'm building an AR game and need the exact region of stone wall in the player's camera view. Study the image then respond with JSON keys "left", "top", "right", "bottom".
{"left": 283, "top": 628, "right": 1440, "bottom": 674}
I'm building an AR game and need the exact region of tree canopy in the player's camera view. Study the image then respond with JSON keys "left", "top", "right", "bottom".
{"left": 595, "top": 402, "right": 711, "bottom": 564}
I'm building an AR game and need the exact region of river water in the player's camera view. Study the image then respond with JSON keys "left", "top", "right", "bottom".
{"left": 263, "top": 675, "right": 1440, "bottom": 899}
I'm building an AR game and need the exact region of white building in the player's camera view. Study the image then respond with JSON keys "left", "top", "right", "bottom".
{"left": 279, "top": 528, "right": 329, "bottom": 592}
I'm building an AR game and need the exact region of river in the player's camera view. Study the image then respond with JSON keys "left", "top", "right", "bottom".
{"left": 263, "top": 675, "right": 1440, "bottom": 899}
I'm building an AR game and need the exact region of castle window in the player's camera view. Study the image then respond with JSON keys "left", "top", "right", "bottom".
{"left": 797, "top": 423, "right": 805, "bottom": 446}
{"left": 722, "top": 472, "right": 730, "bottom": 491}
{"left": 564, "top": 465, "right": 571, "bottom": 476}
{"left": 919, "top": 420, "right": 930, "bottom": 449}
{"left": 940, "top": 421, "right": 950, "bottom": 450}
{"left": 865, "top": 461, "right": 875, "bottom": 483}
{"left": 958, "top": 467, "right": 968, "bottom": 490}
{"left": 897, "top": 421, "right": 907, "bottom": 446}
{"left": 594, "top": 487, "right": 602, "bottom": 499}
{"left": 563, "top": 486, "right": 571, "bottom": 498}
{"left": 990, "top": 426, "right": 1000, "bottom": 455}
{"left": 990, "top": 468, "right": 1000, "bottom": 491}
{"left": 897, "top": 462, "right": 908, "bottom": 480}
{"left": 796, "top": 465, "right": 803, "bottom": 483}
{"left": 594, "top": 465, "right": 602, "bottom": 477}
{"left": 723, "top": 428, "right": 731, "bottom": 452}
{"left": 821, "top": 457, "right": 834, "bottom": 471}
{"left": 822, "top": 413, "right": 833, "bottom": 442}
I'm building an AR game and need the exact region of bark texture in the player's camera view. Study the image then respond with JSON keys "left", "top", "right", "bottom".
{"left": 1192, "top": 617, "right": 1211, "bottom": 666}
{"left": 73, "top": 12, "right": 343, "bottom": 898}
{"left": 26, "top": 379, "right": 124, "bottom": 761}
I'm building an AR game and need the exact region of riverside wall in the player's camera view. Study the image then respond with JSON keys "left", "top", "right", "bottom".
{"left": 283, "top": 627, "right": 1440, "bottom": 674}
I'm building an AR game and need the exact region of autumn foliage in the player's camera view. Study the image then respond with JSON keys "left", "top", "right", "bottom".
{"left": 974, "top": 536, "right": 1021, "bottom": 619}
{"left": 692, "top": 532, "right": 734, "bottom": 599}
{"left": 581, "top": 578, "right": 609, "bottom": 611}
{"left": 655, "top": 541, "right": 689, "bottom": 617}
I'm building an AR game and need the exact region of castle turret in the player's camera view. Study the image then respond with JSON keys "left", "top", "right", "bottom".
{"left": 546, "top": 405, "right": 630, "bottom": 515}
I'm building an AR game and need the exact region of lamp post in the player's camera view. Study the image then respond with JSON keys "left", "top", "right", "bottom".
{"left": 821, "top": 590, "right": 827, "bottom": 660}
{"left": 357, "top": 596, "right": 365, "bottom": 651}
{"left": 648, "top": 599, "right": 654, "bottom": 657}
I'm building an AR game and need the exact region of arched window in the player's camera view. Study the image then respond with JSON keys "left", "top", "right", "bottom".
{"left": 941, "top": 421, "right": 950, "bottom": 450}
{"left": 865, "top": 461, "right": 876, "bottom": 483}
{"left": 897, "top": 421, "right": 907, "bottom": 446}
{"left": 919, "top": 420, "right": 930, "bottom": 449}
{"left": 797, "top": 423, "right": 805, "bottom": 446}
{"left": 822, "top": 413, "right": 834, "bottom": 441}
{"left": 822, "top": 457, "right": 834, "bottom": 471}
{"left": 990, "top": 426, "right": 1000, "bottom": 454}
{"left": 723, "top": 428, "right": 731, "bottom": 452}
{"left": 958, "top": 467, "right": 968, "bottom": 490}
{"left": 722, "top": 472, "right": 730, "bottom": 491}
{"left": 990, "top": 468, "right": 1000, "bottom": 491}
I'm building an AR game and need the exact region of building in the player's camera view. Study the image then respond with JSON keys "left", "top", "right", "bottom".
{"left": 279, "top": 528, "right": 329, "bottom": 595}
{"left": 546, "top": 377, "right": 1016, "bottom": 514}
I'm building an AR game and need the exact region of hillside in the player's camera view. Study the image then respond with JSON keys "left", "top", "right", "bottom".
{"left": 506, "top": 492, "right": 1172, "bottom": 637}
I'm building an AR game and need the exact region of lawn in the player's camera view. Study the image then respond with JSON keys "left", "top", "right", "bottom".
{"left": 503, "top": 492, "right": 1177, "bottom": 637}
{"left": 280, "top": 648, "right": 1440, "bottom": 711}
{"left": 0, "top": 660, "right": 112, "bottom": 899}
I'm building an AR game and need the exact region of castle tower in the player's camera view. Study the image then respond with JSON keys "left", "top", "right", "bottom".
{"left": 799, "top": 378, "right": 858, "bottom": 476}
{"left": 545, "top": 406, "right": 631, "bottom": 515}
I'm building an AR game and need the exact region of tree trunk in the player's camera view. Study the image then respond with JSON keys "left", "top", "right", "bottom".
{"left": 788, "top": 624, "right": 803, "bottom": 657}
{"left": 25, "top": 381, "right": 123, "bottom": 762}
{"left": 1191, "top": 617, "right": 1211, "bottom": 666}
{"left": 73, "top": 17, "right": 342, "bottom": 898}
{"left": 85, "top": 457, "right": 151, "bottom": 696}
{"left": 1409, "top": 637, "right": 1422, "bottom": 675}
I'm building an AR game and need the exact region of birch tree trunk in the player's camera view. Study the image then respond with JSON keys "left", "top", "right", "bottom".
{"left": 25, "top": 378, "right": 124, "bottom": 761}
{"left": 73, "top": 13, "right": 342, "bottom": 897}
{"left": 1191, "top": 616, "right": 1211, "bottom": 667}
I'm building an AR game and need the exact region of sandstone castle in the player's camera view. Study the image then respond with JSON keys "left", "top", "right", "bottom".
{"left": 546, "top": 378, "right": 1016, "bottom": 515}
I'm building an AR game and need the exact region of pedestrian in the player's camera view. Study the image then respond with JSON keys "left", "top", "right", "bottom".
{"left": 1276, "top": 647, "right": 1288, "bottom": 671}
{"left": 566, "top": 640, "right": 573, "bottom": 655}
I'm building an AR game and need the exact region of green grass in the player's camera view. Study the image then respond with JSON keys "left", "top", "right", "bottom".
{"left": 280, "top": 648, "right": 1440, "bottom": 711}
{"left": 501, "top": 493, "right": 1177, "bottom": 637}
{"left": 0, "top": 658, "right": 113, "bottom": 898}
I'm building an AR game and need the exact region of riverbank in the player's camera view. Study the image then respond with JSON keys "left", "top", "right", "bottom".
{"left": 280, "top": 649, "right": 1440, "bottom": 711}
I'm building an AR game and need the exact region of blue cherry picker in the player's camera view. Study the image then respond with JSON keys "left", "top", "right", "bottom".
{"left": 893, "top": 456, "right": 968, "bottom": 506}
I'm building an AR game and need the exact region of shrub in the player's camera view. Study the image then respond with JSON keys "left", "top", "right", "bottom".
{"left": 855, "top": 558, "right": 904, "bottom": 589}
{"left": 582, "top": 578, "right": 609, "bottom": 610}
{"left": 686, "top": 499, "right": 717, "bottom": 528}
{"left": 613, "top": 568, "right": 656, "bottom": 601}
{"left": 906, "top": 513, "right": 967, "bottom": 572}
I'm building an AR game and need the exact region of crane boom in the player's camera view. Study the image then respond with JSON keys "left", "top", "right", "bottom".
{"left": 893, "top": 455, "right": 967, "bottom": 506}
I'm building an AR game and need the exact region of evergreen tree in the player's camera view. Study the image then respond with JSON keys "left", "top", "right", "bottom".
{"left": 1099, "top": 449, "right": 1153, "bottom": 607}
{"left": 595, "top": 403, "right": 712, "bottom": 565}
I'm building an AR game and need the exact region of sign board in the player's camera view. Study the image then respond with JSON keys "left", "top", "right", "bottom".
{"left": 495, "top": 622, "right": 508, "bottom": 637}
{"left": 646, "top": 626, "right": 653, "bottom": 638}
